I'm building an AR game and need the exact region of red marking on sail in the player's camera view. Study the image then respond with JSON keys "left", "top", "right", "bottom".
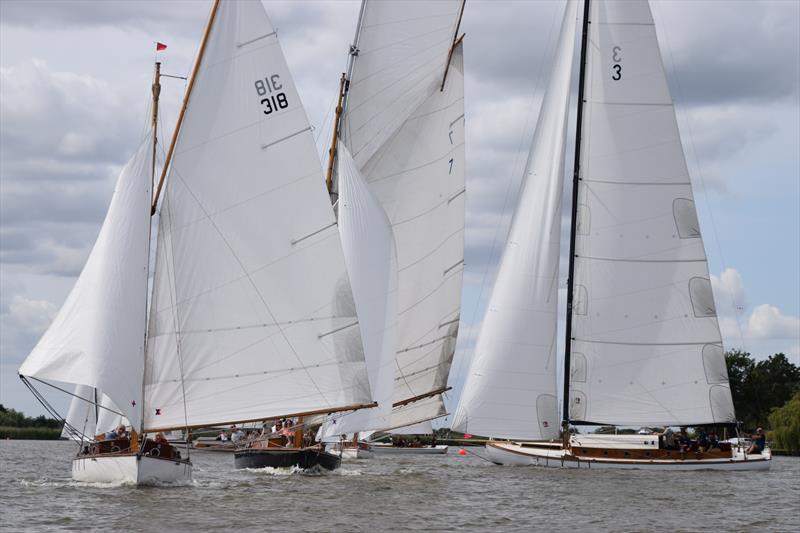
{"left": 463, "top": 433, "right": 473, "bottom": 439}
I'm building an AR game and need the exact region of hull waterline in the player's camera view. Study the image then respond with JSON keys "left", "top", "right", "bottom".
{"left": 485, "top": 441, "right": 772, "bottom": 471}
{"left": 72, "top": 454, "right": 192, "bottom": 484}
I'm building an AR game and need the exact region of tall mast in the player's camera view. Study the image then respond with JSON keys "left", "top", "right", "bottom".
{"left": 325, "top": 0, "right": 367, "bottom": 204}
{"left": 151, "top": 0, "right": 221, "bottom": 215}
{"left": 562, "top": 0, "right": 591, "bottom": 434}
{"left": 139, "top": 60, "right": 161, "bottom": 442}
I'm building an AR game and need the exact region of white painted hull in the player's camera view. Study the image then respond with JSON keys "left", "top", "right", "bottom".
{"left": 485, "top": 442, "right": 772, "bottom": 471}
{"left": 371, "top": 444, "right": 449, "bottom": 455}
{"left": 72, "top": 455, "right": 192, "bottom": 485}
{"left": 338, "top": 447, "right": 374, "bottom": 460}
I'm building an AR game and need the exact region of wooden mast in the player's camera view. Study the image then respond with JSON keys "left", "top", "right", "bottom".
{"left": 324, "top": 73, "right": 346, "bottom": 199}
{"left": 151, "top": 0, "right": 221, "bottom": 215}
{"left": 562, "top": 0, "right": 591, "bottom": 443}
{"left": 440, "top": 0, "right": 466, "bottom": 91}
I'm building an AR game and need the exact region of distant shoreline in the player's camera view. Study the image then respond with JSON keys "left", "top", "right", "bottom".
{"left": 0, "top": 427, "right": 62, "bottom": 440}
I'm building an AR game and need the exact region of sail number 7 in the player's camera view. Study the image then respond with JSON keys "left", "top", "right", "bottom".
{"left": 254, "top": 75, "right": 289, "bottom": 115}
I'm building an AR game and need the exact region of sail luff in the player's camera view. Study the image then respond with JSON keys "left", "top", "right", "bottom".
{"left": 563, "top": 0, "right": 592, "bottom": 428}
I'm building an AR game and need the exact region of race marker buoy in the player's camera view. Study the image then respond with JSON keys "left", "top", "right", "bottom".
{"left": 458, "top": 449, "right": 467, "bottom": 456}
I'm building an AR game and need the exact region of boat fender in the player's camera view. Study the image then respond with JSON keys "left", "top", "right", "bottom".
{"left": 111, "top": 445, "right": 121, "bottom": 453}
{"left": 90, "top": 445, "right": 99, "bottom": 455}
{"left": 149, "top": 447, "right": 160, "bottom": 457}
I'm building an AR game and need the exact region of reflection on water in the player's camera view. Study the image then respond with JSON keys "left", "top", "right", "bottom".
{"left": 1, "top": 440, "right": 797, "bottom": 532}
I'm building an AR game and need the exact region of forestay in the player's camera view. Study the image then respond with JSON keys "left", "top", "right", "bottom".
{"left": 19, "top": 137, "right": 152, "bottom": 430}
{"left": 568, "top": 0, "right": 735, "bottom": 426}
{"left": 452, "top": 0, "right": 578, "bottom": 441}
{"left": 144, "top": 0, "right": 371, "bottom": 431}
{"left": 340, "top": 0, "right": 466, "bottom": 427}
{"left": 318, "top": 144, "right": 398, "bottom": 439}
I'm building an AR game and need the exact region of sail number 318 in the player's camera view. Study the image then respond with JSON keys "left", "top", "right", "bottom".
{"left": 254, "top": 75, "right": 288, "bottom": 115}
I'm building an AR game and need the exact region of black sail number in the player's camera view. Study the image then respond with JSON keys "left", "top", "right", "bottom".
{"left": 254, "top": 74, "right": 288, "bottom": 115}
{"left": 611, "top": 46, "right": 622, "bottom": 81}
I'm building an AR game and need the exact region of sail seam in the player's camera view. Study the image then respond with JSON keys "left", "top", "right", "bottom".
{"left": 291, "top": 221, "right": 337, "bottom": 245}
{"left": 577, "top": 255, "right": 707, "bottom": 263}
{"left": 397, "top": 227, "right": 463, "bottom": 273}
{"left": 318, "top": 321, "right": 359, "bottom": 339}
{"left": 261, "top": 126, "right": 312, "bottom": 150}
{"left": 369, "top": 142, "right": 464, "bottom": 185}
{"left": 573, "top": 338, "right": 721, "bottom": 346}
{"left": 583, "top": 179, "right": 690, "bottom": 186}
{"left": 237, "top": 31, "right": 277, "bottom": 48}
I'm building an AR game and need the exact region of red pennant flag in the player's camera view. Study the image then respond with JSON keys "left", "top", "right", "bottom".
{"left": 156, "top": 42, "right": 167, "bottom": 51}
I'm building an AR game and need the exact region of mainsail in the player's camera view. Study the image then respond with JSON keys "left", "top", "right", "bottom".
{"left": 19, "top": 136, "right": 153, "bottom": 431}
{"left": 567, "top": 0, "right": 735, "bottom": 426}
{"left": 451, "top": 0, "right": 578, "bottom": 440}
{"left": 336, "top": 0, "right": 466, "bottom": 429}
{"left": 144, "top": 0, "right": 372, "bottom": 431}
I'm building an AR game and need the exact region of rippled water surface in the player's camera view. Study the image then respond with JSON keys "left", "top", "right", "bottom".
{"left": 1, "top": 440, "right": 797, "bottom": 532}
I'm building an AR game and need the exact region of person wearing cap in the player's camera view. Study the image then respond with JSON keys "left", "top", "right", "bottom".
{"left": 747, "top": 427, "right": 766, "bottom": 454}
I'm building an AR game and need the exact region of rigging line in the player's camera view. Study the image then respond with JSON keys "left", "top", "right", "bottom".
{"left": 651, "top": 1, "right": 748, "bottom": 353}
{"left": 21, "top": 376, "right": 127, "bottom": 417}
{"left": 450, "top": 0, "right": 563, "bottom": 414}
{"left": 166, "top": 167, "right": 335, "bottom": 406}
{"left": 160, "top": 185, "right": 191, "bottom": 445}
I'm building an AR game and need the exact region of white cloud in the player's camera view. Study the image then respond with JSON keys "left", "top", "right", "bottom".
{"left": 747, "top": 304, "right": 800, "bottom": 340}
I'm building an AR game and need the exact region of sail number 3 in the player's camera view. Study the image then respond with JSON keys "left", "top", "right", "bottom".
{"left": 611, "top": 46, "right": 622, "bottom": 81}
{"left": 255, "top": 75, "right": 288, "bottom": 115}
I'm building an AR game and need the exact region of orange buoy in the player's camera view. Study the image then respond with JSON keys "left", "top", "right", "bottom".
{"left": 458, "top": 448, "right": 467, "bottom": 456}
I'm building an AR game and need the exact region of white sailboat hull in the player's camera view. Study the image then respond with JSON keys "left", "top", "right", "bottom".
{"left": 371, "top": 444, "right": 449, "bottom": 455}
{"left": 72, "top": 454, "right": 192, "bottom": 484}
{"left": 485, "top": 442, "right": 771, "bottom": 471}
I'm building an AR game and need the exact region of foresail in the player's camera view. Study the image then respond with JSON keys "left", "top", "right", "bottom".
{"left": 452, "top": 0, "right": 577, "bottom": 441}
{"left": 61, "top": 386, "right": 126, "bottom": 440}
{"left": 318, "top": 144, "right": 397, "bottom": 439}
{"left": 19, "top": 136, "right": 152, "bottom": 430}
{"left": 144, "top": 0, "right": 371, "bottom": 431}
{"left": 568, "top": 0, "right": 735, "bottom": 426}
{"left": 340, "top": 1, "right": 466, "bottom": 425}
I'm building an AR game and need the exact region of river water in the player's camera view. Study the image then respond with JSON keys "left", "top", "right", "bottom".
{"left": 1, "top": 440, "right": 797, "bottom": 532}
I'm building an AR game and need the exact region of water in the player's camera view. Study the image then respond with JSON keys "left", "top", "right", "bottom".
{"left": 1, "top": 440, "right": 797, "bottom": 532}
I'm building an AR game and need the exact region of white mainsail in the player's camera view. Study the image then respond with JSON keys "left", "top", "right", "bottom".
{"left": 318, "top": 144, "right": 398, "bottom": 439}
{"left": 144, "top": 0, "right": 372, "bottom": 431}
{"left": 339, "top": 0, "right": 466, "bottom": 428}
{"left": 19, "top": 136, "right": 153, "bottom": 431}
{"left": 452, "top": 0, "right": 578, "bottom": 441}
{"left": 567, "top": 0, "right": 735, "bottom": 426}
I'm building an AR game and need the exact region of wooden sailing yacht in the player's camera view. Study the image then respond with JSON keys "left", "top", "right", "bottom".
{"left": 452, "top": 0, "right": 771, "bottom": 471}
{"left": 19, "top": 0, "right": 378, "bottom": 480}
{"left": 315, "top": 0, "right": 467, "bottom": 454}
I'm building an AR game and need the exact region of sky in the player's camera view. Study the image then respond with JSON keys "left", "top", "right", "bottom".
{"left": 1, "top": 0, "right": 798, "bottom": 421}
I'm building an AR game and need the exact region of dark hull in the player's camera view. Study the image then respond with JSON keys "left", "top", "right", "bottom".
{"left": 233, "top": 448, "right": 341, "bottom": 471}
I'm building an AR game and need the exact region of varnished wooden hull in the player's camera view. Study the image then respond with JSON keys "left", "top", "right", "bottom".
{"left": 233, "top": 448, "right": 341, "bottom": 471}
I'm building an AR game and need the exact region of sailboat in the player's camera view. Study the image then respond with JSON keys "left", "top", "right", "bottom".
{"left": 452, "top": 0, "right": 771, "bottom": 471}
{"left": 315, "top": 0, "right": 467, "bottom": 456}
{"left": 18, "top": 0, "right": 376, "bottom": 481}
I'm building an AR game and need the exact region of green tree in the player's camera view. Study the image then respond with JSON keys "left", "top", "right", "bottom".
{"left": 725, "top": 351, "right": 800, "bottom": 430}
{"left": 768, "top": 392, "right": 800, "bottom": 453}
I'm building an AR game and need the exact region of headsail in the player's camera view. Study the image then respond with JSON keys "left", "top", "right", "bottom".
{"left": 318, "top": 144, "right": 398, "bottom": 439}
{"left": 452, "top": 0, "right": 578, "bottom": 441}
{"left": 144, "top": 0, "right": 371, "bottom": 431}
{"left": 19, "top": 136, "right": 153, "bottom": 430}
{"left": 62, "top": 386, "right": 126, "bottom": 440}
{"left": 338, "top": 0, "right": 466, "bottom": 428}
{"left": 567, "top": 0, "right": 735, "bottom": 426}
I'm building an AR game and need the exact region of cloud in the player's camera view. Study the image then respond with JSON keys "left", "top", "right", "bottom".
{"left": 747, "top": 304, "right": 800, "bottom": 340}
{"left": 0, "top": 295, "right": 56, "bottom": 366}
